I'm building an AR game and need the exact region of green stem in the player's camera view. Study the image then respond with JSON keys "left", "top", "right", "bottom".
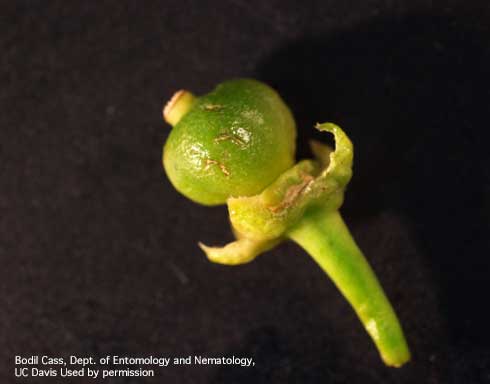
{"left": 287, "top": 208, "right": 410, "bottom": 367}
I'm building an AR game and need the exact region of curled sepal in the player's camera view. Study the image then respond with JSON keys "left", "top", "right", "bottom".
{"left": 228, "top": 122, "right": 353, "bottom": 241}
{"left": 313, "top": 122, "right": 353, "bottom": 186}
{"left": 198, "top": 238, "right": 280, "bottom": 265}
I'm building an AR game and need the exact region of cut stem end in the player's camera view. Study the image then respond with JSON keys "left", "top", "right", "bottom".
{"left": 163, "top": 90, "right": 196, "bottom": 126}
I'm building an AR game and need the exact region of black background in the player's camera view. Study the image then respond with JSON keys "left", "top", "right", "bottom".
{"left": 2, "top": 1, "right": 490, "bottom": 383}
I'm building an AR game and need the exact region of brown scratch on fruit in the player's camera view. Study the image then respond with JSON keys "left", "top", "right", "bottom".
{"left": 268, "top": 173, "right": 314, "bottom": 213}
{"left": 202, "top": 103, "right": 223, "bottom": 111}
{"left": 214, "top": 133, "right": 247, "bottom": 147}
{"left": 204, "top": 158, "right": 230, "bottom": 177}
{"left": 204, "top": 159, "right": 218, "bottom": 170}
{"left": 218, "top": 163, "right": 230, "bottom": 176}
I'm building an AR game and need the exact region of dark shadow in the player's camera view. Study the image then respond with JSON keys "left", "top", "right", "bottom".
{"left": 258, "top": 12, "right": 490, "bottom": 381}
{"left": 211, "top": 327, "right": 336, "bottom": 383}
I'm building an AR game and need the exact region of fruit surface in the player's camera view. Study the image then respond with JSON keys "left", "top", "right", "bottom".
{"left": 163, "top": 79, "right": 296, "bottom": 205}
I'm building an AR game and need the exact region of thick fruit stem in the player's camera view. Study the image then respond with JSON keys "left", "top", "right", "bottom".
{"left": 163, "top": 90, "right": 196, "bottom": 126}
{"left": 287, "top": 208, "right": 410, "bottom": 367}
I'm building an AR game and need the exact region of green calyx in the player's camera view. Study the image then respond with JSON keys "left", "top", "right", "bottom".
{"left": 162, "top": 79, "right": 411, "bottom": 368}
{"left": 199, "top": 121, "right": 351, "bottom": 263}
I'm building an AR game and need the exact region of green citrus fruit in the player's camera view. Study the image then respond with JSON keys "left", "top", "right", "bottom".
{"left": 163, "top": 79, "right": 296, "bottom": 205}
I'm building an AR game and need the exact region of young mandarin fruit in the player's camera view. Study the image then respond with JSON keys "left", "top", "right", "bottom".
{"left": 163, "top": 79, "right": 296, "bottom": 205}
{"left": 162, "top": 79, "right": 411, "bottom": 367}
